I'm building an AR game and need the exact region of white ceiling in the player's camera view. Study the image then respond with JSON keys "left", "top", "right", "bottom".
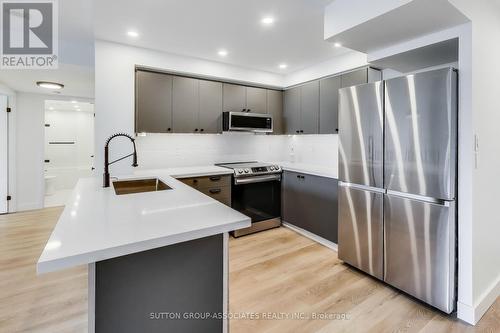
{"left": 94, "top": 0, "right": 352, "bottom": 74}
{"left": 0, "top": 63, "right": 94, "bottom": 98}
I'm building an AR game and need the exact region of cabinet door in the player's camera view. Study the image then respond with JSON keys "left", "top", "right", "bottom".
{"left": 302, "top": 174, "right": 338, "bottom": 243}
{"left": 283, "top": 87, "right": 301, "bottom": 134}
{"left": 282, "top": 171, "right": 307, "bottom": 229}
{"left": 172, "top": 76, "right": 199, "bottom": 133}
{"left": 319, "top": 76, "right": 341, "bottom": 134}
{"left": 136, "top": 70, "right": 173, "bottom": 133}
{"left": 199, "top": 80, "right": 222, "bottom": 133}
{"left": 267, "top": 90, "right": 283, "bottom": 134}
{"left": 341, "top": 68, "right": 368, "bottom": 88}
{"left": 300, "top": 81, "right": 319, "bottom": 134}
{"left": 246, "top": 87, "right": 267, "bottom": 113}
{"left": 223, "top": 83, "right": 246, "bottom": 112}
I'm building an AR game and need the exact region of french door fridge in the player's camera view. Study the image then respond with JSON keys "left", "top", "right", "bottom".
{"left": 338, "top": 68, "right": 458, "bottom": 313}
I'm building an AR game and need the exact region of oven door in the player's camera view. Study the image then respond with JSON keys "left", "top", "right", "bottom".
{"left": 232, "top": 174, "right": 281, "bottom": 223}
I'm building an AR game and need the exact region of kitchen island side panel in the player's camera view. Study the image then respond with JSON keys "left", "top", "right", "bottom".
{"left": 94, "top": 234, "right": 223, "bottom": 333}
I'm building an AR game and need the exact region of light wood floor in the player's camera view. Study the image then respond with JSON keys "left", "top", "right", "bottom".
{"left": 1, "top": 207, "right": 499, "bottom": 333}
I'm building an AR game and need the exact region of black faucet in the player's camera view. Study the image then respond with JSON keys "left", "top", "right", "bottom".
{"left": 103, "top": 133, "right": 138, "bottom": 187}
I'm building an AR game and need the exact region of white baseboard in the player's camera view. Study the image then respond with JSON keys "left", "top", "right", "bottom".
{"left": 282, "top": 222, "right": 338, "bottom": 252}
{"left": 458, "top": 272, "right": 500, "bottom": 325}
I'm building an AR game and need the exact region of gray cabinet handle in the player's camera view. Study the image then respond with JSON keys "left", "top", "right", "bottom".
{"left": 209, "top": 176, "right": 221, "bottom": 181}
{"left": 209, "top": 188, "right": 221, "bottom": 194}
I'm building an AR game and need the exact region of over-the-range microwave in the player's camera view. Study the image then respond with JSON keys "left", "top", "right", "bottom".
{"left": 222, "top": 111, "right": 273, "bottom": 133}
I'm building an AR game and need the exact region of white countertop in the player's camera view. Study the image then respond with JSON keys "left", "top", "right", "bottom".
{"left": 37, "top": 173, "right": 250, "bottom": 274}
{"left": 273, "top": 162, "right": 337, "bottom": 179}
{"left": 134, "top": 165, "right": 233, "bottom": 178}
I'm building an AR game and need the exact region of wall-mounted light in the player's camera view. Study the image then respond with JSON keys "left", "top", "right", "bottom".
{"left": 36, "top": 81, "right": 64, "bottom": 90}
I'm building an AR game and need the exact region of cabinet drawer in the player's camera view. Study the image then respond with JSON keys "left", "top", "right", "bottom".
{"left": 179, "top": 175, "right": 231, "bottom": 189}
{"left": 200, "top": 186, "right": 231, "bottom": 206}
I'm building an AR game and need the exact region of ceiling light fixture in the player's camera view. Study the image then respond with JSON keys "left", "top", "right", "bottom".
{"left": 334, "top": 42, "right": 342, "bottom": 48}
{"left": 36, "top": 81, "right": 64, "bottom": 90}
{"left": 261, "top": 16, "right": 275, "bottom": 25}
{"left": 279, "top": 63, "right": 288, "bottom": 69}
{"left": 127, "top": 30, "right": 139, "bottom": 38}
{"left": 71, "top": 100, "right": 77, "bottom": 103}
{"left": 218, "top": 49, "right": 228, "bottom": 57}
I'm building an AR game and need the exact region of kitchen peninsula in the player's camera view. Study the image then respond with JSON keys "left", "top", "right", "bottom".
{"left": 37, "top": 168, "right": 250, "bottom": 333}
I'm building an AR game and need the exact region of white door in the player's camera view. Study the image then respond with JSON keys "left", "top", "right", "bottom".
{"left": 0, "top": 95, "right": 8, "bottom": 214}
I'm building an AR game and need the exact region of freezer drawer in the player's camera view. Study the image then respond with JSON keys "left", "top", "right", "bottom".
{"left": 384, "top": 68, "right": 457, "bottom": 200}
{"left": 384, "top": 193, "right": 456, "bottom": 313}
{"left": 338, "top": 82, "right": 384, "bottom": 188}
{"left": 338, "top": 183, "right": 383, "bottom": 280}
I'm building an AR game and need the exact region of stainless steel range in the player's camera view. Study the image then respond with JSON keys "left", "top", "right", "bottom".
{"left": 217, "top": 162, "right": 282, "bottom": 237}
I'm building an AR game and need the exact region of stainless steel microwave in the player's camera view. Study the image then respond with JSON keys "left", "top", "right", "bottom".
{"left": 222, "top": 112, "right": 273, "bottom": 133}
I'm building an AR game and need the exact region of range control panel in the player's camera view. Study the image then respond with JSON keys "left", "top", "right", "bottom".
{"left": 234, "top": 165, "right": 281, "bottom": 176}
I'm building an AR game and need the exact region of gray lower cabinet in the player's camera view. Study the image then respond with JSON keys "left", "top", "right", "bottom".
{"left": 199, "top": 80, "right": 223, "bottom": 133}
{"left": 135, "top": 71, "right": 173, "bottom": 133}
{"left": 282, "top": 171, "right": 338, "bottom": 243}
{"left": 246, "top": 87, "right": 267, "bottom": 113}
{"left": 300, "top": 81, "right": 319, "bottom": 134}
{"left": 284, "top": 87, "right": 301, "bottom": 134}
{"left": 267, "top": 90, "right": 284, "bottom": 134}
{"left": 320, "top": 76, "right": 341, "bottom": 134}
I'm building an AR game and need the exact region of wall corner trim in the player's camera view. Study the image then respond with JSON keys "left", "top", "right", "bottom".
{"left": 458, "top": 273, "right": 500, "bottom": 325}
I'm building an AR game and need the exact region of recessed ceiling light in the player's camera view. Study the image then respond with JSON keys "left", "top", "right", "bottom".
{"left": 261, "top": 16, "right": 275, "bottom": 25}
{"left": 279, "top": 63, "right": 288, "bottom": 69}
{"left": 36, "top": 81, "right": 64, "bottom": 90}
{"left": 334, "top": 42, "right": 342, "bottom": 48}
{"left": 73, "top": 105, "right": 79, "bottom": 108}
{"left": 218, "top": 49, "right": 228, "bottom": 57}
{"left": 49, "top": 107, "right": 54, "bottom": 110}
{"left": 127, "top": 30, "right": 139, "bottom": 38}
{"left": 71, "top": 100, "right": 77, "bottom": 103}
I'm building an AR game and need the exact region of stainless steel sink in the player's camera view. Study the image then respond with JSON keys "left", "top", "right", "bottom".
{"left": 112, "top": 178, "right": 171, "bottom": 195}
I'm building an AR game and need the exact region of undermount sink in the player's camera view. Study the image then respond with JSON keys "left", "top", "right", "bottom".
{"left": 112, "top": 178, "right": 172, "bottom": 195}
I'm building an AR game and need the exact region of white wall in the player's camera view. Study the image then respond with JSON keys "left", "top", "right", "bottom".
{"left": 284, "top": 51, "right": 367, "bottom": 87}
{"left": 15, "top": 93, "right": 93, "bottom": 211}
{"left": 324, "top": 0, "right": 411, "bottom": 39}
{"left": 448, "top": 0, "right": 500, "bottom": 324}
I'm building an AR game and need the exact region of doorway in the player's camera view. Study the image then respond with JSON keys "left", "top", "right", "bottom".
{"left": 0, "top": 95, "right": 8, "bottom": 214}
{"left": 44, "top": 100, "right": 94, "bottom": 207}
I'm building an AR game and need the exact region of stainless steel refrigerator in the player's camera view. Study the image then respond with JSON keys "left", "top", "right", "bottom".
{"left": 338, "top": 68, "right": 457, "bottom": 314}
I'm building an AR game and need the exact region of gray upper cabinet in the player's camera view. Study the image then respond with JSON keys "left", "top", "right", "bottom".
{"left": 172, "top": 76, "right": 199, "bottom": 133}
{"left": 267, "top": 90, "right": 283, "bottom": 134}
{"left": 341, "top": 68, "right": 371, "bottom": 88}
{"left": 246, "top": 87, "right": 267, "bottom": 113}
{"left": 284, "top": 87, "right": 301, "bottom": 134}
{"left": 223, "top": 83, "right": 246, "bottom": 112}
{"left": 319, "top": 76, "right": 341, "bottom": 134}
{"left": 300, "top": 81, "right": 319, "bottom": 134}
{"left": 199, "top": 80, "right": 223, "bottom": 133}
{"left": 136, "top": 70, "right": 173, "bottom": 133}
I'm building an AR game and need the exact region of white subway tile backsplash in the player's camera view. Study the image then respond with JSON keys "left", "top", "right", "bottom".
{"left": 135, "top": 133, "right": 338, "bottom": 173}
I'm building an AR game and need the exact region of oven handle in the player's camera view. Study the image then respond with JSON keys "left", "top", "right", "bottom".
{"left": 234, "top": 174, "right": 281, "bottom": 185}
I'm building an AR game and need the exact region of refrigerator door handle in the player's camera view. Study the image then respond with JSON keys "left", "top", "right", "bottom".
{"left": 339, "top": 181, "right": 386, "bottom": 194}
{"left": 386, "top": 190, "right": 452, "bottom": 207}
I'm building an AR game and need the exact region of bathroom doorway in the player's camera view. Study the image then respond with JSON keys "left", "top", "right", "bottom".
{"left": 44, "top": 100, "right": 95, "bottom": 207}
